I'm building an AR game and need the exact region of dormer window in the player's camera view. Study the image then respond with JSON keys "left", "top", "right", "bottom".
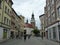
{"left": 58, "top": 7, "right": 60, "bottom": 17}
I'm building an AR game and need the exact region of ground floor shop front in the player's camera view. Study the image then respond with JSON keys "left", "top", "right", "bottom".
{"left": 45, "top": 22, "right": 60, "bottom": 42}
{"left": 0, "top": 27, "right": 10, "bottom": 41}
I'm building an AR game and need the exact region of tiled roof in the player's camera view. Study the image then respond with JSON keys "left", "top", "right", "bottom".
{"left": 24, "top": 23, "right": 33, "bottom": 28}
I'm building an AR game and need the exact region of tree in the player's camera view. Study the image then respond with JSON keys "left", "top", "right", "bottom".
{"left": 32, "top": 29, "right": 40, "bottom": 35}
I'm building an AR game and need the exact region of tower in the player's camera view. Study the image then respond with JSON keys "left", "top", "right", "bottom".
{"left": 26, "top": 19, "right": 28, "bottom": 24}
{"left": 31, "top": 13, "right": 35, "bottom": 29}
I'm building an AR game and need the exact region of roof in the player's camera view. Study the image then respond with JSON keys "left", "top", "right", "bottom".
{"left": 12, "top": 8, "right": 18, "bottom": 16}
{"left": 24, "top": 23, "right": 33, "bottom": 28}
{"left": 39, "top": 14, "right": 45, "bottom": 18}
{"left": 9, "top": 0, "right": 13, "bottom": 5}
{"left": 12, "top": 8, "right": 21, "bottom": 19}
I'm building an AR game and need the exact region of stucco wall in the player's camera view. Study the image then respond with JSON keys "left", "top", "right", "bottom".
{"left": 24, "top": 28, "right": 33, "bottom": 34}
{"left": 0, "top": 27, "right": 3, "bottom": 40}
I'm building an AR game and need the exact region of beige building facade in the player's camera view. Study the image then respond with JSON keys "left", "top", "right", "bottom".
{"left": 11, "top": 8, "right": 21, "bottom": 38}
{"left": 0, "top": 0, "right": 25, "bottom": 42}
{"left": 19, "top": 15, "right": 25, "bottom": 35}
{"left": 39, "top": 14, "right": 45, "bottom": 37}
{"left": 0, "top": 0, "right": 13, "bottom": 41}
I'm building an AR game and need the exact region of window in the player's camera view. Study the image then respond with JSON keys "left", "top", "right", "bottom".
{"left": 9, "top": 11, "right": 11, "bottom": 15}
{"left": 47, "top": 1, "right": 49, "bottom": 6}
{"left": 8, "top": 20, "right": 9, "bottom": 25}
{"left": 8, "top": 9, "right": 9, "bottom": 15}
{"left": 48, "top": 6, "right": 50, "bottom": 11}
{"left": 9, "top": 20, "right": 11, "bottom": 25}
{"left": 52, "top": 12, "right": 55, "bottom": 22}
{"left": 58, "top": 7, "right": 60, "bottom": 17}
{"left": 8, "top": 20, "right": 10, "bottom": 25}
{"left": 0, "top": 0, "right": 1, "bottom": 9}
{"left": 7, "top": 19, "right": 8, "bottom": 25}
{"left": 51, "top": 0, "right": 54, "bottom": 5}
{"left": 4, "top": 17, "right": 6, "bottom": 24}
{"left": 48, "top": 29, "right": 51, "bottom": 39}
{"left": 5, "top": 6, "right": 7, "bottom": 13}
{"left": 48, "top": 17, "right": 51, "bottom": 24}
{"left": 58, "top": 25, "right": 60, "bottom": 31}
{"left": 53, "top": 27, "right": 56, "bottom": 39}
{"left": 58, "top": 25, "right": 60, "bottom": 40}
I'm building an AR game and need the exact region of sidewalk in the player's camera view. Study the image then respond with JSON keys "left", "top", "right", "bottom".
{"left": 0, "top": 39, "right": 8, "bottom": 43}
{"left": 36, "top": 37, "right": 59, "bottom": 45}
{"left": 0, "top": 38, "right": 10, "bottom": 43}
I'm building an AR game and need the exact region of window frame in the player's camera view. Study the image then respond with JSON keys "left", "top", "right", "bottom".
{"left": 4, "top": 17, "right": 6, "bottom": 24}
{"left": 58, "top": 7, "right": 60, "bottom": 17}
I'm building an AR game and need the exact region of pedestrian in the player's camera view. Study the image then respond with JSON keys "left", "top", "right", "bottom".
{"left": 16, "top": 34, "right": 19, "bottom": 39}
{"left": 28, "top": 34, "right": 31, "bottom": 39}
{"left": 24, "top": 30, "right": 27, "bottom": 41}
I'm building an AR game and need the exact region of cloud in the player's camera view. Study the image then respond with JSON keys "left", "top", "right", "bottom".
{"left": 12, "top": 0, "right": 46, "bottom": 29}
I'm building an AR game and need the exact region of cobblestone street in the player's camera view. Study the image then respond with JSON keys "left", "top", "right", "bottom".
{"left": 0, "top": 37, "right": 59, "bottom": 45}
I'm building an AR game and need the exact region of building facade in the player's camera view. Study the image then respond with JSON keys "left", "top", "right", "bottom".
{"left": 24, "top": 20, "right": 33, "bottom": 36}
{"left": 19, "top": 15, "right": 25, "bottom": 35}
{"left": 45, "top": 0, "right": 60, "bottom": 42}
{"left": 39, "top": 14, "right": 45, "bottom": 37}
{"left": 11, "top": 8, "right": 21, "bottom": 38}
{"left": 0, "top": 0, "right": 13, "bottom": 41}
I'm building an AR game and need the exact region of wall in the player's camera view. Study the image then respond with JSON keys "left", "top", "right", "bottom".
{"left": 24, "top": 28, "right": 33, "bottom": 35}
{"left": 0, "top": 27, "right": 3, "bottom": 40}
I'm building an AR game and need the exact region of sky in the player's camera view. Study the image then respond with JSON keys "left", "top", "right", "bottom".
{"left": 12, "top": 0, "right": 46, "bottom": 29}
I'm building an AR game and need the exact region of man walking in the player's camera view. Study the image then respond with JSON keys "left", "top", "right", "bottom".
{"left": 24, "top": 30, "right": 27, "bottom": 41}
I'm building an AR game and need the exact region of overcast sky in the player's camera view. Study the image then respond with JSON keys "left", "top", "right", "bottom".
{"left": 12, "top": 0, "right": 46, "bottom": 29}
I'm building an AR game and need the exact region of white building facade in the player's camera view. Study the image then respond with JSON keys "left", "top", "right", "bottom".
{"left": 24, "top": 28, "right": 33, "bottom": 35}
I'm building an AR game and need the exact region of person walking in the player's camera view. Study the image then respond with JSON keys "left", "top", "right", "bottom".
{"left": 28, "top": 34, "right": 31, "bottom": 39}
{"left": 24, "top": 30, "right": 27, "bottom": 41}
{"left": 16, "top": 34, "right": 19, "bottom": 39}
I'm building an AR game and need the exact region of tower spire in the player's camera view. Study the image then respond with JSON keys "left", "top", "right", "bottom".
{"left": 26, "top": 19, "right": 28, "bottom": 24}
{"left": 32, "top": 13, "right": 34, "bottom": 19}
{"left": 31, "top": 12, "right": 35, "bottom": 29}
